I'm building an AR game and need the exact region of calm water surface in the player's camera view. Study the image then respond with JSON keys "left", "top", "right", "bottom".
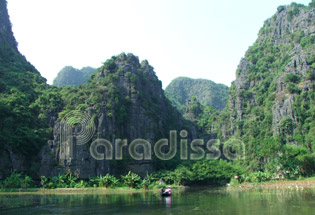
{"left": 1, "top": 187, "right": 315, "bottom": 215}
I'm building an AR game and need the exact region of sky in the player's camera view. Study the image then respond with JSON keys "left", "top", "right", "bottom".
{"left": 7, "top": 0, "right": 312, "bottom": 88}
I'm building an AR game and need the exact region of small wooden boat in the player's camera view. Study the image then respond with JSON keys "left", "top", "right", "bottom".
{"left": 161, "top": 192, "right": 171, "bottom": 197}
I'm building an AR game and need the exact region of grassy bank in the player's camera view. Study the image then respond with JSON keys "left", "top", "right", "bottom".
{"left": 228, "top": 177, "right": 315, "bottom": 191}
{"left": 0, "top": 187, "right": 155, "bottom": 195}
{"left": 0, "top": 185, "right": 184, "bottom": 195}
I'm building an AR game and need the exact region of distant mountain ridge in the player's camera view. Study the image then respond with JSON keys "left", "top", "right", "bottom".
{"left": 165, "top": 77, "right": 229, "bottom": 112}
{"left": 53, "top": 66, "right": 96, "bottom": 87}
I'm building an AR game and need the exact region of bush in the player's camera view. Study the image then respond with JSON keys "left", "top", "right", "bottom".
{"left": 286, "top": 82, "right": 300, "bottom": 94}
{"left": 141, "top": 179, "right": 150, "bottom": 189}
{"left": 300, "top": 35, "right": 315, "bottom": 48}
{"left": 287, "top": 5, "right": 300, "bottom": 21}
{"left": 103, "top": 59, "right": 117, "bottom": 71}
{"left": 277, "top": 6, "right": 285, "bottom": 13}
{"left": 121, "top": 171, "right": 141, "bottom": 188}
{"left": 2, "top": 172, "right": 33, "bottom": 188}
{"left": 284, "top": 74, "right": 300, "bottom": 83}
{"left": 306, "top": 70, "right": 315, "bottom": 80}
{"left": 96, "top": 174, "right": 119, "bottom": 188}
{"left": 229, "top": 178, "right": 239, "bottom": 186}
{"left": 297, "top": 153, "right": 315, "bottom": 176}
{"left": 307, "top": 54, "right": 315, "bottom": 63}
{"left": 239, "top": 172, "right": 273, "bottom": 183}
{"left": 280, "top": 117, "right": 295, "bottom": 136}
{"left": 252, "top": 172, "right": 273, "bottom": 182}
{"left": 280, "top": 145, "right": 309, "bottom": 177}
{"left": 172, "top": 166, "right": 193, "bottom": 185}
{"left": 191, "top": 160, "right": 245, "bottom": 185}
{"left": 39, "top": 173, "right": 78, "bottom": 189}
{"left": 74, "top": 180, "right": 88, "bottom": 188}
{"left": 40, "top": 176, "right": 48, "bottom": 188}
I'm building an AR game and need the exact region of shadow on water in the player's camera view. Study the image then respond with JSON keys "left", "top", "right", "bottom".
{"left": 1, "top": 187, "right": 315, "bottom": 215}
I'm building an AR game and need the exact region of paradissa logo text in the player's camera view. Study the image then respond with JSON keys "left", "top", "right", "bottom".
{"left": 59, "top": 112, "right": 245, "bottom": 161}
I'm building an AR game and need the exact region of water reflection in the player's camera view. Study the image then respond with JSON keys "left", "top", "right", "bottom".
{"left": 162, "top": 196, "right": 172, "bottom": 208}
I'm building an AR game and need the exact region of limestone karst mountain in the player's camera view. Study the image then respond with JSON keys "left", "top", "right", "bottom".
{"left": 53, "top": 66, "right": 96, "bottom": 87}
{"left": 220, "top": 2, "right": 315, "bottom": 171}
{"left": 165, "top": 77, "right": 229, "bottom": 112}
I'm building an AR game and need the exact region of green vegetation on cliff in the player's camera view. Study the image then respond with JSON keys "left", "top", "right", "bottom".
{"left": 220, "top": 2, "right": 315, "bottom": 176}
{"left": 0, "top": 0, "right": 63, "bottom": 163}
{"left": 53, "top": 66, "right": 96, "bottom": 87}
{"left": 165, "top": 77, "right": 229, "bottom": 112}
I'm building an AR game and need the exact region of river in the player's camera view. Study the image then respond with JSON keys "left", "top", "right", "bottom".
{"left": 1, "top": 187, "right": 315, "bottom": 215}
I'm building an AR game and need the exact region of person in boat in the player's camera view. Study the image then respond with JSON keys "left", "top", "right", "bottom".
{"left": 161, "top": 186, "right": 166, "bottom": 193}
{"left": 166, "top": 186, "right": 172, "bottom": 194}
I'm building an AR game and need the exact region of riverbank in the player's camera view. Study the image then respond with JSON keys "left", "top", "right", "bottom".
{"left": 0, "top": 187, "right": 149, "bottom": 195}
{"left": 228, "top": 177, "right": 315, "bottom": 191}
{"left": 2, "top": 178, "right": 315, "bottom": 194}
{"left": 0, "top": 185, "right": 185, "bottom": 195}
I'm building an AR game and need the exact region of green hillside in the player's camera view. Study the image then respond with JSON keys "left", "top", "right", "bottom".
{"left": 165, "top": 77, "right": 229, "bottom": 112}
{"left": 53, "top": 66, "right": 96, "bottom": 87}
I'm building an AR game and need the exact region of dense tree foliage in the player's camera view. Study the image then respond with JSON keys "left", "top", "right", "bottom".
{"left": 0, "top": 41, "right": 63, "bottom": 160}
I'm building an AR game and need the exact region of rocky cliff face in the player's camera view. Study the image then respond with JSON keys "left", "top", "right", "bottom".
{"left": 0, "top": 0, "right": 17, "bottom": 51}
{"left": 39, "top": 53, "right": 185, "bottom": 178}
{"left": 221, "top": 3, "right": 315, "bottom": 170}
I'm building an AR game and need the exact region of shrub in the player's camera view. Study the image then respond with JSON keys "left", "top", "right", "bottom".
{"left": 287, "top": 5, "right": 300, "bottom": 21}
{"left": 141, "top": 179, "right": 150, "bottom": 189}
{"left": 97, "top": 174, "right": 119, "bottom": 188}
{"left": 172, "top": 166, "right": 193, "bottom": 185}
{"left": 191, "top": 160, "right": 245, "bottom": 185}
{"left": 280, "top": 145, "right": 309, "bottom": 177}
{"left": 297, "top": 153, "right": 315, "bottom": 176}
{"left": 40, "top": 176, "right": 48, "bottom": 188}
{"left": 229, "top": 178, "right": 239, "bottom": 186}
{"left": 300, "top": 35, "right": 315, "bottom": 48}
{"left": 74, "top": 180, "right": 88, "bottom": 188}
{"left": 280, "top": 117, "right": 295, "bottom": 136}
{"left": 103, "top": 59, "right": 117, "bottom": 71}
{"left": 306, "top": 70, "right": 315, "bottom": 80}
{"left": 286, "top": 82, "right": 300, "bottom": 94}
{"left": 253, "top": 172, "right": 273, "bottom": 182}
{"left": 22, "top": 176, "right": 33, "bottom": 188}
{"left": 2, "top": 172, "right": 33, "bottom": 188}
{"left": 277, "top": 6, "right": 285, "bottom": 13}
{"left": 284, "top": 74, "right": 300, "bottom": 83}
{"left": 39, "top": 173, "right": 78, "bottom": 189}
{"left": 121, "top": 171, "right": 141, "bottom": 188}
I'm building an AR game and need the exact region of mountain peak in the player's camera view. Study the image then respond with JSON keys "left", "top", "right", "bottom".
{"left": 165, "top": 76, "right": 229, "bottom": 112}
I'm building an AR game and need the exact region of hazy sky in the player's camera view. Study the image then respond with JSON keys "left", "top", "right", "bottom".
{"left": 7, "top": 0, "right": 311, "bottom": 88}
